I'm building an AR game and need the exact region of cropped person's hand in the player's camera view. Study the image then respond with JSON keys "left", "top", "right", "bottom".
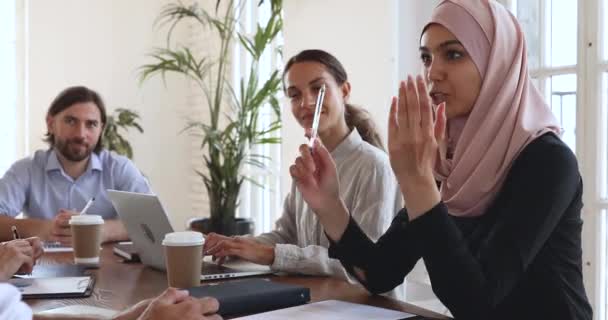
{"left": 25, "top": 237, "right": 44, "bottom": 261}
{"left": 15, "top": 237, "right": 44, "bottom": 275}
{"left": 111, "top": 297, "right": 153, "bottom": 320}
{"left": 204, "top": 235, "right": 274, "bottom": 266}
{"left": 0, "top": 239, "right": 35, "bottom": 280}
{"left": 133, "top": 288, "right": 221, "bottom": 320}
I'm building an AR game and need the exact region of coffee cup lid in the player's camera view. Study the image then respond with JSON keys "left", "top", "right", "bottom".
{"left": 162, "top": 231, "right": 204, "bottom": 246}
{"left": 69, "top": 215, "right": 104, "bottom": 225}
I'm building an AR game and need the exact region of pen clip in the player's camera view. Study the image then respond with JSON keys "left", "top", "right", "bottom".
{"left": 11, "top": 226, "right": 20, "bottom": 240}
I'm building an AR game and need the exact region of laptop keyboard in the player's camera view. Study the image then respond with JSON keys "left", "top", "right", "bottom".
{"left": 202, "top": 262, "right": 240, "bottom": 278}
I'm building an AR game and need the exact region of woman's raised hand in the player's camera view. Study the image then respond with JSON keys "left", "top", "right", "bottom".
{"left": 388, "top": 75, "right": 445, "bottom": 219}
{"left": 289, "top": 139, "right": 349, "bottom": 241}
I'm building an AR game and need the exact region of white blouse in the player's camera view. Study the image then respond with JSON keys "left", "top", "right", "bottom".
{"left": 254, "top": 129, "right": 406, "bottom": 299}
{"left": 0, "top": 283, "right": 32, "bottom": 320}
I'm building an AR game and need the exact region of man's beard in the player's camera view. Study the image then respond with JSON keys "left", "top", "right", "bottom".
{"left": 55, "top": 137, "right": 94, "bottom": 162}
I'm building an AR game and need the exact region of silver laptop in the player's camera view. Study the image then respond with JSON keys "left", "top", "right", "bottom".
{"left": 107, "top": 190, "right": 274, "bottom": 280}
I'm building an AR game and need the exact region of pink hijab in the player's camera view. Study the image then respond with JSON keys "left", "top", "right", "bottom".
{"left": 427, "top": 0, "right": 561, "bottom": 217}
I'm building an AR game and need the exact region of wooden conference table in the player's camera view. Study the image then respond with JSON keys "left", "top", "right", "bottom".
{"left": 26, "top": 245, "right": 448, "bottom": 319}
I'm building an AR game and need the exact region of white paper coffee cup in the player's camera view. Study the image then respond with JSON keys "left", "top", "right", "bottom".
{"left": 69, "top": 215, "right": 104, "bottom": 264}
{"left": 163, "top": 231, "right": 204, "bottom": 288}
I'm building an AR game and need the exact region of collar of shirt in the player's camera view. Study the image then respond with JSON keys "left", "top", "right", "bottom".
{"left": 331, "top": 128, "right": 363, "bottom": 163}
{"left": 45, "top": 149, "right": 103, "bottom": 176}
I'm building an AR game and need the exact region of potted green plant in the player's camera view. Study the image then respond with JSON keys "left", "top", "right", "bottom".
{"left": 103, "top": 108, "right": 143, "bottom": 159}
{"left": 139, "top": 0, "right": 283, "bottom": 235}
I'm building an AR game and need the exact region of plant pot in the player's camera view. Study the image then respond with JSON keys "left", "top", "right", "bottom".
{"left": 188, "top": 217, "right": 254, "bottom": 236}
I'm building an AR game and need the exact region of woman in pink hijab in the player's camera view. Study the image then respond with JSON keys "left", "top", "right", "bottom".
{"left": 289, "top": 0, "right": 593, "bottom": 319}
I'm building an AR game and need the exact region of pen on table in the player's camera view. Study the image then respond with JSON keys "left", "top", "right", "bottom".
{"left": 308, "top": 83, "right": 326, "bottom": 149}
{"left": 80, "top": 197, "right": 95, "bottom": 215}
{"left": 11, "top": 225, "right": 20, "bottom": 240}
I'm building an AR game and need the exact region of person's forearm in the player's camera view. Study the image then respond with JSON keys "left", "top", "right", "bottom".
{"left": 317, "top": 200, "right": 350, "bottom": 242}
{"left": 398, "top": 175, "right": 441, "bottom": 221}
{"left": 272, "top": 243, "right": 355, "bottom": 281}
{"left": 0, "top": 215, "right": 52, "bottom": 241}
{"left": 328, "top": 211, "right": 421, "bottom": 295}
{"left": 102, "top": 219, "right": 129, "bottom": 243}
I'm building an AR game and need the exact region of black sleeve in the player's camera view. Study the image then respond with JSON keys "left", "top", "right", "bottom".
{"left": 328, "top": 209, "right": 421, "bottom": 294}
{"left": 407, "top": 137, "right": 581, "bottom": 319}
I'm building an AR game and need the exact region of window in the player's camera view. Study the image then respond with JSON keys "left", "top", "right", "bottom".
{"left": 0, "top": 0, "right": 19, "bottom": 174}
{"left": 508, "top": 0, "right": 608, "bottom": 319}
{"left": 234, "top": 0, "right": 283, "bottom": 234}
{"left": 512, "top": 0, "right": 578, "bottom": 151}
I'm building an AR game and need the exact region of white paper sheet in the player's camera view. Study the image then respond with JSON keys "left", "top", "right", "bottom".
{"left": 9, "top": 276, "right": 91, "bottom": 295}
{"left": 35, "top": 305, "right": 118, "bottom": 319}
{"left": 234, "top": 300, "right": 416, "bottom": 320}
{"left": 42, "top": 241, "right": 74, "bottom": 253}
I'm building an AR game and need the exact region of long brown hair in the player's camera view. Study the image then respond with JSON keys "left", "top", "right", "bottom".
{"left": 283, "top": 49, "right": 385, "bottom": 151}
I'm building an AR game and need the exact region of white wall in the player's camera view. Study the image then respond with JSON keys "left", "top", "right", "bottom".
{"left": 26, "top": 0, "right": 195, "bottom": 230}
{"left": 398, "top": 0, "right": 440, "bottom": 77}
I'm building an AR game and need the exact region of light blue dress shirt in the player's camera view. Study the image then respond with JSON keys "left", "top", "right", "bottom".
{"left": 0, "top": 149, "right": 151, "bottom": 219}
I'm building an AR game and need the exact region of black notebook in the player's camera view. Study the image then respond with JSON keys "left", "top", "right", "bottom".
{"left": 187, "top": 278, "right": 310, "bottom": 317}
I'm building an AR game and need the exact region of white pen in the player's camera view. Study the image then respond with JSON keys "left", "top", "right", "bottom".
{"left": 309, "top": 83, "right": 326, "bottom": 148}
{"left": 79, "top": 197, "right": 95, "bottom": 215}
{"left": 11, "top": 225, "right": 20, "bottom": 240}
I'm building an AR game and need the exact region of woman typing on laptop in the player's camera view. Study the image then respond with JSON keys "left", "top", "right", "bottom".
{"left": 204, "top": 50, "right": 404, "bottom": 298}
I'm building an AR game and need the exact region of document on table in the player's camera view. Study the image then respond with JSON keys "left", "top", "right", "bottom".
{"left": 9, "top": 276, "right": 94, "bottom": 298}
{"left": 35, "top": 305, "right": 119, "bottom": 319}
{"left": 233, "top": 300, "right": 417, "bottom": 320}
{"left": 42, "top": 240, "right": 73, "bottom": 252}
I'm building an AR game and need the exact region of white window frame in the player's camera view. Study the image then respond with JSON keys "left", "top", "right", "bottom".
{"left": 580, "top": 1, "right": 607, "bottom": 319}
{"left": 17, "top": 0, "right": 29, "bottom": 159}
{"left": 233, "top": 0, "right": 283, "bottom": 234}
{"left": 0, "top": 0, "right": 26, "bottom": 176}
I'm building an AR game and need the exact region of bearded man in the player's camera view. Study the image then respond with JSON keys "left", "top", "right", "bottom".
{"left": 0, "top": 86, "right": 151, "bottom": 243}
